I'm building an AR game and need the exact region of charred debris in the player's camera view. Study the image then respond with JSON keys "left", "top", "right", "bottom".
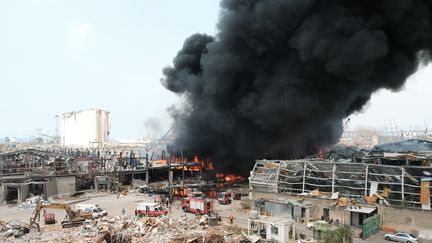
{"left": 0, "top": 147, "right": 246, "bottom": 205}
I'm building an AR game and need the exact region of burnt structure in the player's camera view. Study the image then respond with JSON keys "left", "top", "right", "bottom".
{"left": 249, "top": 152, "right": 432, "bottom": 232}
{"left": 0, "top": 149, "right": 204, "bottom": 204}
{"left": 250, "top": 159, "right": 431, "bottom": 209}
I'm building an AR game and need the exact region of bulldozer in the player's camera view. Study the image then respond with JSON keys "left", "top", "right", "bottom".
{"left": 29, "top": 203, "right": 92, "bottom": 231}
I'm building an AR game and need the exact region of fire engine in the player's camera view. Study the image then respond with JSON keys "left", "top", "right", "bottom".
{"left": 181, "top": 192, "right": 213, "bottom": 215}
{"left": 217, "top": 192, "right": 232, "bottom": 204}
{"left": 135, "top": 202, "right": 168, "bottom": 217}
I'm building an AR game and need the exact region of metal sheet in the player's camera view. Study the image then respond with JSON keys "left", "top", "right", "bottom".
{"left": 346, "top": 206, "right": 376, "bottom": 214}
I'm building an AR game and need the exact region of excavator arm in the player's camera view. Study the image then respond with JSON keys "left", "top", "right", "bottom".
{"left": 29, "top": 203, "right": 89, "bottom": 231}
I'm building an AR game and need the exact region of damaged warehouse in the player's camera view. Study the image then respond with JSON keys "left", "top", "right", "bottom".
{"left": 0, "top": 148, "right": 213, "bottom": 205}
{"left": 249, "top": 152, "right": 432, "bottom": 234}
{"left": 0, "top": 149, "right": 77, "bottom": 203}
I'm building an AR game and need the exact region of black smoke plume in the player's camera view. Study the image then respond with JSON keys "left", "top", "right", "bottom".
{"left": 162, "top": 0, "right": 432, "bottom": 173}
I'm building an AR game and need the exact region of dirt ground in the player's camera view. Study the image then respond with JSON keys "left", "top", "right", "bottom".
{"left": 0, "top": 192, "right": 238, "bottom": 242}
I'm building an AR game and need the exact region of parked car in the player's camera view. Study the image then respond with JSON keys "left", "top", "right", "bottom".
{"left": 306, "top": 220, "right": 328, "bottom": 230}
{"left": 384, "top": 232, "right": 419, "bottom": 243}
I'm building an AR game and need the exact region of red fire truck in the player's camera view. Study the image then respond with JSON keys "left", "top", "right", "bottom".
{"left": 181, "top": 192, "right": 213, "bottom": 215}
{"left": 135, "top": 202, "right": 168, "bottom": 217}
{"left": 217, "top": 192, "right": 232, "bottom": 204}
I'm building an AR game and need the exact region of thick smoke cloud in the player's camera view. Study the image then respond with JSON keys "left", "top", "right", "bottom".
{"left": 162, "top": 0, "right": 432, "bottom": 173}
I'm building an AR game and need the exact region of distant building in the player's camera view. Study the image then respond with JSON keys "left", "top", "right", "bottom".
{"left": 61, "top": 108, "right": 111, "bottom": 147}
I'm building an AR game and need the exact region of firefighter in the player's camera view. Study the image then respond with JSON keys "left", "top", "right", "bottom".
{"left": 229, "top": 214, "right": 234, "bottom": 225}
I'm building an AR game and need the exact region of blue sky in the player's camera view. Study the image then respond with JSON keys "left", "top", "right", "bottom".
{"left": 1, "top": 0, "right": 432, "bottom": 140}
{"left": 0, "top": 0, "right": 220, "bottom": 139}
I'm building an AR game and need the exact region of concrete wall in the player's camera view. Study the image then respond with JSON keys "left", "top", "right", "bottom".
{"left": 329, "top": 207, "right": 350, "bottom": 225}
{"left": 18, "top": 184, "right": 29, "bottom": 203}
{"left": 0, "top": 184, "right": 4, "bottom": 203}
{"left": 46, "top": 179, "right": 57, "bottom": 197}
{"left": 252, "top": 191, "right": 432, "bottom": 231}
{"left": 264, "top": 201, "right": 291, "bottom": 216}
{"left": 382, "top": 206, "right": 432, "bottom": 231}
{"left": 251, "top": 191, "right": 340, "bottom": 221}
{"left": 266, "top": 223, "right": 291, "bottom": 243}
{"left": 56, "top": 176, "right": 76, "bottom": 195}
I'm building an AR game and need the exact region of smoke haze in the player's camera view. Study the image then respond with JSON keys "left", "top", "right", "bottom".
{"left": 162, "top": 0, "right": 432, "bottom": 172}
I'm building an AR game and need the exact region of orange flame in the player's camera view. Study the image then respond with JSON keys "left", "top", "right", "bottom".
{"left": 187, "top": 166, "right": 200, "bottom": 171}
{"left": 172, "top": 188, "right": 189, "bottom": 197}
{"left": 153, "top": 159, "right": 168, "bottom": 165}
{"left": 224, "top": 174, "right": 243, "bottom": 182}
{"left": 215, "top": 173, "right": 244, "bottom": 183}
{"left": 206, "top": 161, "right": 214, "bottom": 171}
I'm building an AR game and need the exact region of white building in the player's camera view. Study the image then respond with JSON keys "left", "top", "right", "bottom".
{"left": 247, "top": 213, "right": 295, "bottom": 243}
{"left": 61, "top": 108, "right": 111, "bottom": 147}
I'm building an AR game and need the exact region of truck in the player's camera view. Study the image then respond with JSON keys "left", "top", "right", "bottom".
{"left": 181, "top": 192, "right": 213, "bottom": 215}
{"left": 218, "top": 192, "right": 232, "bottom": 204}
{"left": 135, "top": 202, "right": 168, "bottom": 217}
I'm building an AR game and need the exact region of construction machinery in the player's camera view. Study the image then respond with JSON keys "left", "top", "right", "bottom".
{"left": 29, "top": 203, "right": 92, "bottom": 231}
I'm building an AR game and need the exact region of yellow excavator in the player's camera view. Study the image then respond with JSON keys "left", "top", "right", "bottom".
{"left": 29, "top": 203, "right": 92, "bottom": 231}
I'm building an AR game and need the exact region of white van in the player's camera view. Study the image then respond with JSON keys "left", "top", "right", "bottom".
{"left": 75, "top": 204, "right": 108, "bottom": 219}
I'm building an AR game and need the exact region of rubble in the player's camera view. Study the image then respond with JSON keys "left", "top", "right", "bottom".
{"left": 20, "top": 195, "right": 49, "bottom": 208}
{"left": 18, "top": 213, "right": 232, "bottom": 243}
{"left": 205, "top": 233, "right": 224, "bottom": 243}
{"left": 0, "top": 220, "right": 30, "bottom": 239}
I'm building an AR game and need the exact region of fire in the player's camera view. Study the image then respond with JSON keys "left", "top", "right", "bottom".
{"left": 215, "top": 173, "right": 244, "bottom": 183}
{"left": 318, "top": 148, "right": 324, "bottom": 159}
{"left": 224, "top": 174, "right": 243, "bottom": 182}
{"left": 173, "top": 156, "right": 184, "bottom": 163}
{"left": 186, "top": 166, "right": 200, "bottom": 172}
{"left": 191, "top": 155, "right": 214, "bottom": 171}
{"left": 172, "top": 187, "right": 189, "bottom": 197}
{"left": 206, "top": 161, "right": 214, "bottom": 171}
{"left": 153, "top": 159, "right": 168, "bottom": 165}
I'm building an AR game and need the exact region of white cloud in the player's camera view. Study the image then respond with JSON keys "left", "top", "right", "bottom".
{"left": 70, "top": 22, "right": 92, "bottom": 50}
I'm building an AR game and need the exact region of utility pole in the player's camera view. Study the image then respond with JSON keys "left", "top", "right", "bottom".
{"left": 180, "top": 147, "right": 185, "bottom": 188}
{"left": 167, "top": 145, "right": 173, "bottom": 201}
{"left": 145, "top": 153, "right": 149, "bottom": 185}
{"left": 54, "top": 115, "right": 60, "bottom": 145}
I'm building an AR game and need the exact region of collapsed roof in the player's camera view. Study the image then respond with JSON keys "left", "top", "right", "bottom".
{"left": 249, "top": 159, "right": 432, "bottom": 209}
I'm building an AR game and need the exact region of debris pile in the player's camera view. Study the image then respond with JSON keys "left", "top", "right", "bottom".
{"left": 21, "top": 195, "right": 49, "bottom": 208}
{"left": 52, "top": 214, "right": 243, "bottom": 243}
{"left": 0, "top": 220, "right": 30, "bottom": 239}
